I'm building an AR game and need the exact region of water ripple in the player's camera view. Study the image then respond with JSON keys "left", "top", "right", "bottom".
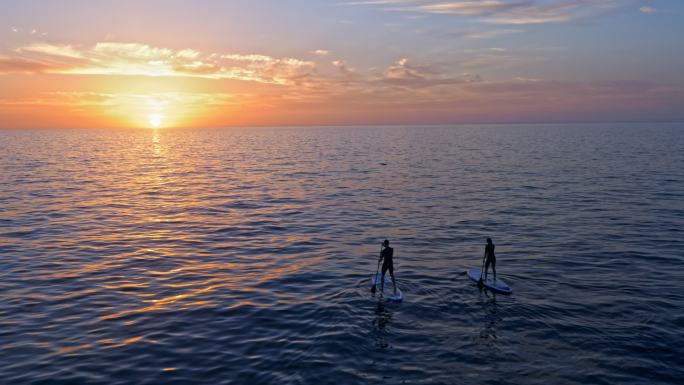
{"left": 1, "top": 124, "right": 683, "bottom": 384}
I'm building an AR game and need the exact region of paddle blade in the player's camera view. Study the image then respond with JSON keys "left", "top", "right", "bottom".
{"left": 477, "top": 278, "right": 484, "bottom": 288}
{"left": 370, "top": 284, "right": 377, "bottom": 293}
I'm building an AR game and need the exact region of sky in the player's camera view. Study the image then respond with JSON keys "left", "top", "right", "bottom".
{"left": 0, "top": 0, "right": 682, "bottom": 128}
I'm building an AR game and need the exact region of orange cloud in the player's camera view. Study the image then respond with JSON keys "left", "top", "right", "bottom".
{"left": 5, "top": 42, "right": 316, "bottom": 85}
{"left": 0, "top": 56, "right": 54, "bottom": 73}
{"left": 1, "top": 37, "right": 682, "bottom": 127}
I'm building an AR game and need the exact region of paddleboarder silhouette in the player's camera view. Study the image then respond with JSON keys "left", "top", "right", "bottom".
{"left": 379, "top": 239, "right": 397, "bottom": 295}
{"left": 480, "top": 237, "right": 497, "bottom": 285}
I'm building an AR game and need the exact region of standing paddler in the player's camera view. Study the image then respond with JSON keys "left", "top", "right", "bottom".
{"left": 479, "top": 237, "right": 497, "bottom": 286}
{"left": 378, "top": 239, "right": 397, "bottom": 295}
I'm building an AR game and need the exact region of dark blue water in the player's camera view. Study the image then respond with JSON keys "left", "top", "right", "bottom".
{"left": 1, "top": 124, "right": 683, "bottom": 385}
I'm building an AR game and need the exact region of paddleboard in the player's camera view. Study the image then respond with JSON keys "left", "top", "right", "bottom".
{"left": 373, "top": 273, "right": 404, "bottom": 302}
{"left": 467, "top": 268, "right": 512, "bottom": 294}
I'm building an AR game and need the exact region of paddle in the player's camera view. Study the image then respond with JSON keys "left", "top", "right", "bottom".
{"left": 370, "top": 244, "right": 383, "bottom": 293}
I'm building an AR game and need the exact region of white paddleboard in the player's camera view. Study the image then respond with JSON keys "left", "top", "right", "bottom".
{"left": 467, "top": 268, "right": 512, "bottom": 294}
{"left": 373, "top": 273, "right": 404, "bottom": 302}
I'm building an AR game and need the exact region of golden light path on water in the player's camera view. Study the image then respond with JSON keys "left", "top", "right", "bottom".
{"left": 71, "top": 130, "right": 325, "bottom": 323}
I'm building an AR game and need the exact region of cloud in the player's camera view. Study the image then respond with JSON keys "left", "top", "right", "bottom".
{"left": 2, "top": 68, "right": 682, "bottom": 126}
{"left": 380, "top": 58, "right": 481, "bottom": 87}
{"left": 2, "top": 33, "right": 681, "bottom": 125}
{"left": 332, "top": 60, "right": 355, "bottom": 75}
{"left": 18, "top": 43, "right": 86, "bottom": 59}
{"left": 3, "top": 42, "right": 316, "bottom": 85}
{"left": 53, "top": 92, "right": 241, "bottom": 111}
{"left": 460, "top": 28, "right": 522, "bottom": 39}
{"left": 0, "top": 56, "right": 54, "bottom": 73}
{"left": 514, "top": 76, "right": 543, "bottom": 82}
{"left": 0, "top": 91, "right": 248, "bottom": 128}
{"left": 1, "top": 40, "right": 484, "bottom": 91}
{"left": 0, "top": 92, "right": 238, "bottom": 110}
{"left": 639, "top": 6, "right": 655, "bottom": 14}
{"left": 417, "top": 1, "right": 531, "bottom": 16}
{"left": 312, "top": 49, "right": 331, "bottom": 56}
{"left": 351, "top": 0, "right": 626, "bottom": 25}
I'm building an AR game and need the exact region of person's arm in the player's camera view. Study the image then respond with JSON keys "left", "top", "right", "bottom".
{"left": 482, "top": 247, "right": 487, "bottom": 263}
{"left": 379, "top": 246, "right": 385, "bottom": 262}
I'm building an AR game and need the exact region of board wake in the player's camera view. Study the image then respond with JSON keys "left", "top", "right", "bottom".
{"left": 373, "top": 273, "right": 404, "bottom": 302}
{"left": 467, "top": 268, "right": 512, "bottom": 294}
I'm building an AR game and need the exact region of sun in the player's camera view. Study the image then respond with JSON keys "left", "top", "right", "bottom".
{"left": 147, "top": 113, "right": 163, "bottom": 128}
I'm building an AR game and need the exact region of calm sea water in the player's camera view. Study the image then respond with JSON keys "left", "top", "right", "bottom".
{"left": 1, "top": 124, "right": 683, "bottom": 385}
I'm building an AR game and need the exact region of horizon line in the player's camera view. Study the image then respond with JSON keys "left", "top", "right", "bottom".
{"left": 1, "top": 120, "right": 683, "bottom": 130}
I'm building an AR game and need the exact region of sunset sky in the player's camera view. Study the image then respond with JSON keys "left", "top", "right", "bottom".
{"left": 1, "top": 0, "right": 682, "bottom": 128}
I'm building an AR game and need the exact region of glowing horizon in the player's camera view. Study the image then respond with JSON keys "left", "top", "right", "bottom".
{"left": 1, "top": 0, "right": 683, "bottom": 128}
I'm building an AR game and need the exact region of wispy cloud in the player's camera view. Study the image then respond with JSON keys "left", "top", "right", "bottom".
{"left": 4, "top": 42, "right": 316, "bottom": 85}
{"left": 2, "top": 59, "right": 681, "bottom": 125}
{"left": 0, "top": 91, "right": 246, "bottom": 128}
{"left": 350, "top": 0, "right": 627, "bottom": 25}
{"left": 455, "top": 28, "right": 523, "bottom": 39}
{"left": 19, "top": 43, "right": 86, "bottom": 59}
{"left": 0, "top": 56, "right": 54, "bottom": 73}
{"left": 0, "top": 91, "right": 238, "bottom": 108}
{"left": 379, "top": 58, "right": 481, "bottom": 87}
{"left": 639, "top": 6, "right": 656, "bottom": 14}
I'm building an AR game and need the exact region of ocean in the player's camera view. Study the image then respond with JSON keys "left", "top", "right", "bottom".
{"left": 1, "top": 123, "right": 682, "bottom": 384}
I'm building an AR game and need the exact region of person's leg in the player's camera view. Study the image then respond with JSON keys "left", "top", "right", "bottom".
{"left": 484, "top": 259, "right": 491, "bottom": 281}
{"left": 492, "top": 258, "right": 496, "bottom": 281}
{"left": 389, "top": 264, "right": 396, "bottom": 294}
{"left": 380, "top": 263, "right": 388, "bottom": 294}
